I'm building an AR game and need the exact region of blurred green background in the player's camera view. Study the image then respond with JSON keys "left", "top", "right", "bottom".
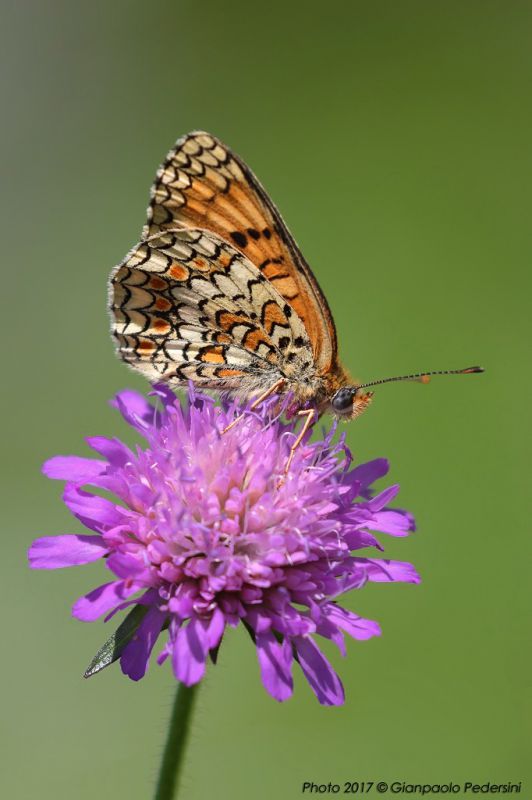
{"left": 1, "top": 1, "right": 530, "bottom": 798}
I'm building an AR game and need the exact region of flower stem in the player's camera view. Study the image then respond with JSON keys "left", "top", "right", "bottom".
{"left": 154, "top": 683, "right": 199, "bottom": 800}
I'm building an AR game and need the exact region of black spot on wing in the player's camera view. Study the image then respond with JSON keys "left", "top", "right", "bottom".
{"left": 231, "top": 231, "right": 247, "bottom": 248}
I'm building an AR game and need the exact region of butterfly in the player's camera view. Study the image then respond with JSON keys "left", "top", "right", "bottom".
{"left": 109, "top": 131, "right": 482, "bottom": 466}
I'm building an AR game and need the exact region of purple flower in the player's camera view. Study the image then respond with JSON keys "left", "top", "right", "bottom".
{"left": 29, "top": 385, "right": 419, "bottom": 706}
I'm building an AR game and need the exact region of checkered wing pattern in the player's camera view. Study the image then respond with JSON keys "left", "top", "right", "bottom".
{"left": 110, "top": 227, "right": 315, "bottom": 394}
{"left": 144, "top": 131, "right": 338, "bottom": 375}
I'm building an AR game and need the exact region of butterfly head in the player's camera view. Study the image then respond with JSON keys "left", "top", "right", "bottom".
{"left": 330, "top": 386, "right": 374, "bottom": 419}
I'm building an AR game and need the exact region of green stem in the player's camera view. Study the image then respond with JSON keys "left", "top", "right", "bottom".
{"left": 154, "top": 683, "right": 199, "bottom": 800}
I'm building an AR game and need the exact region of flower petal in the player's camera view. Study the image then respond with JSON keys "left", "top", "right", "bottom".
{"left": 112, "top": 390, "right": 160, "bottom": 434}
{"left": 202, "top": 607, "right": 225, "bottom": 649}
{"left": 356, "top": 558, "right": 421, "bottom": 583}
{"left": 72, "top": 580, "right": 142, "bottom": 621}
{"left": 63, "top": 484, "right": 125, "bottom": 532}
{"left": 369, "top": 508, "right": 416, "bottom": 536}
{"left": 106, "top": 552, "right": 154, "bottom": 583}
{"left": 120, "top": 605, "right": 167, "bottom": 681}
{"left": 103, "top": 587, "right": 159, "bottom": 623}
{"left": 150, "top": 383, "right": 178, "bottom": 409}
{"left": 325, "top": 605, "right": 381, "bottom": 640}
{"left": 171, "top": 619, "right": 208, "bottom": 685}
{"left": 294, "top": 636, "right": 345, "bottom": 706}
{"left": 28, "top": 535, "right": 109, "bottom": 569}
{"left": 315, "top": 615, "right": 347, "bottom": 656}
{"left": 348, "top": 458, "right": 389, "bottom": 493}
{"left": 86, "top": 436, "right": 133, "bottom": 467}
{"left": 368, "top": 484, "right": 400, "bottom": 512}
{"left": 330, "top": 569, "right": 368, "bottom": 597}
{"left": 245, "top": 608, "right": 273, "bottom": 634}
{"left": 42, "top": 456, "right": 106, "bottom": 482}
{"left": 255, "top": 633, "right": 293, "bottom": 702}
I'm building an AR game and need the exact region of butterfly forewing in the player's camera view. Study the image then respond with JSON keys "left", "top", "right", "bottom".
{"left": 110, "top": 228, "right": 316, "bottom": 396}
{"left": 144, "top": 131, "right": 338, "bottom": 375}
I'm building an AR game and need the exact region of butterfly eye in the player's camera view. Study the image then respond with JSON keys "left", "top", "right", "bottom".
{"left": 331, "top": 388, "right": 355, "bottom": 413}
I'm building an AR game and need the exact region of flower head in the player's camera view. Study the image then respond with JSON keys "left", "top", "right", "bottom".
{"left": 29, "top": 385, "right": 419, "bottom": 705}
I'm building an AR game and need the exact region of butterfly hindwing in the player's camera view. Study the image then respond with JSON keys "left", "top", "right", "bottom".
{"left": 144, "top": 131, "right": 338, "bottom": 374}
{"left": 110, "top": 228, "right": 316, "bottom": 394}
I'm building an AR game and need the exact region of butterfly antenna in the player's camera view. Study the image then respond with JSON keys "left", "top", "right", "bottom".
{"left": 358, "top": 366, "right": 484, "bottom": 390}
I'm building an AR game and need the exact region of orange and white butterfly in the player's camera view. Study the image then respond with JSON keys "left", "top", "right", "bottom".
{"left": 109, "top": 130, "right": 482, "bottom": 449}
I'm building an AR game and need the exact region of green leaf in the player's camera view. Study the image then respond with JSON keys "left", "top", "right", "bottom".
{"left": 83, "top": 604, "right": 149, "bottom": 678}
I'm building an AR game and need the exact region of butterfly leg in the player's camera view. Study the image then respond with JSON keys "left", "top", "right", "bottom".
{"left": 221, "top": 378, "right": 287, "bottom": 435}
{"left": 279, "top": 407, "right": 317, "bottom": 484}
